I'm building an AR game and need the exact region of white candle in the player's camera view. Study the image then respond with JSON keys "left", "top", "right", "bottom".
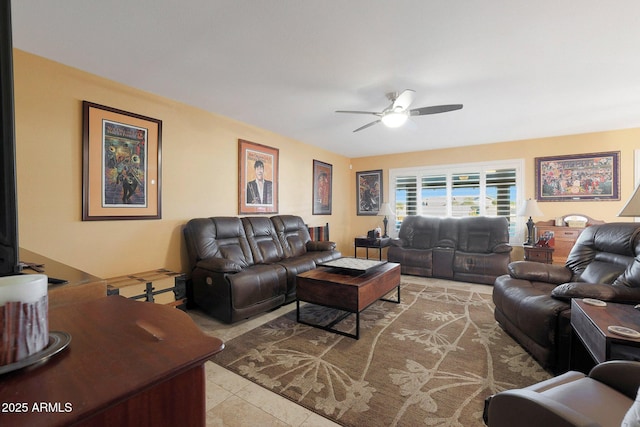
{"left": 0, "top": 274, "right": 48, "bottom": 304}
{"left": 0, "top": 274, "right": 49, "bottom": 365}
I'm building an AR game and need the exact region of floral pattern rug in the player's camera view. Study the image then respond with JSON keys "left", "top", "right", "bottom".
{"left": 212, "top": 282, "right": 550, "bottom": 426}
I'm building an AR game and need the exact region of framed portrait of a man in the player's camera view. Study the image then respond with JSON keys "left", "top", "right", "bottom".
{"left": 238, "top": 139, "right": 279, "bottom": 214}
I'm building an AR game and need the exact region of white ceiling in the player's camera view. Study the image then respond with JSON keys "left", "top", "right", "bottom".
{"left": 10, "top": 1, "right": 640, "bottom": 158}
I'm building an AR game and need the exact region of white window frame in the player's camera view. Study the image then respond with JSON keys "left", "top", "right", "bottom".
{"left": 389, "top": 159, "right": 526, "bottom": 244}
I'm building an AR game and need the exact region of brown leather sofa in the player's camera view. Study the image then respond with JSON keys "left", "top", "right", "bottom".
{"left": 493, "top": 222, "right": 640, "bottom": 373}
{"left": 387, "top": 216, "right": 512, "bottom": 285}
{"left": 183, "top": 215, "right": 341, "bottom": 323}
{"left": 484, "top": 360, "right": 640, "bottom": 426}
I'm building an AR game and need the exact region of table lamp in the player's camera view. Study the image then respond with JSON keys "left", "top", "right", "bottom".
{"left": 618, "top": 183, "right": 640, "bottom": 217}
{"left": 518, "top": 198, "right": 544, "bottom": 245}
{"left": 379, "top": 203, "right": 395, "bottom": 238}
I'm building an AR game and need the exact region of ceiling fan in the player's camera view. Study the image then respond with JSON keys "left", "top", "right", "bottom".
{"left": 336, "top": 89, "right": 463, "bottom": 132}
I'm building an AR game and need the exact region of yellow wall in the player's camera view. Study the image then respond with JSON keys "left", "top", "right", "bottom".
{"left": 13, "top": 49, "right": 640, "bottom": 278}
{"left": 13, "top": 50, "right": 351, "bottom": 277}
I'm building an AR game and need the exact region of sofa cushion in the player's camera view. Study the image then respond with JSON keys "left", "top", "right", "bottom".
{"left": 242, "top": 217, "right": 284, "bottom": 264}
{"left": 272, "top": 215, "right": 311, "bottom": 258}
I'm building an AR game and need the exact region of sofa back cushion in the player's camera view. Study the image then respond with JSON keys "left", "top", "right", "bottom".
{"left": 271, "top": 215, "right": 311, "bottom": 258}
{"left": 184, "top": 217, "right": 253, "bottom": 269}
{"left": 456, "top": 216, "right": 510, "bottom": 253}
{"left": 566, "top": 223, "right": 640, "bottom": 284}
{"left": 397, "top": 216, "right": 440, "bottom": 249}
{"left": 242, "top": 217, "right": 284, "bottom": 264}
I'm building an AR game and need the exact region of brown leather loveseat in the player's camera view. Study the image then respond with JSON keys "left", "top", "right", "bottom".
{"left": 184, "top": 215, "right": 341, "bottom": 323}
{"left": 493, "top": 222, "right": 640, "bottom": 373}
{"left": 388, "top": 215, "right": 512, "bottom": 285}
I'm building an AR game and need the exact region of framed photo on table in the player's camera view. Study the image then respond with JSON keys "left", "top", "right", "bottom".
{"left": 238, "top": 139, "right": 279, "bottom": 214}
{"left": 535, "top": 151, "right": 620, "bottom": 201}
{"left": 312, "top": 160, "right": 332, "bottom": 215}
{"left": 82, "top": 101, "right": 162, "bottom": 221}
{"left": 356, "top": 169, "right": 383, "bottom": 215}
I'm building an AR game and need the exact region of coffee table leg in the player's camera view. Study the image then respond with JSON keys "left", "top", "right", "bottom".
{"left": 380, "top": 285, "right": 401, "bottom": 304}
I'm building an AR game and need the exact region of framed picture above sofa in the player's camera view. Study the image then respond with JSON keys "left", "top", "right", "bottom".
{"left": 238, "top": 139, "right": 279, "bottom": 214}
{"left": 535, "top": 151, "right": 620, "bottom": 201}
{"left": 356, "top": 169, "right": 382, "bottom": 215}
{"left": 312, "top": 160, "right": 332, "bottom": 215}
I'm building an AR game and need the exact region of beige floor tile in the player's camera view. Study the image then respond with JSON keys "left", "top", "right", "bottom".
{"left": 206, "top": 395, "right": 289, "bottom": 427}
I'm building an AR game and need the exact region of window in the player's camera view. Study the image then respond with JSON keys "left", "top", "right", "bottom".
{"left": 390, "top": 160, "right": 524, "bottom": 243}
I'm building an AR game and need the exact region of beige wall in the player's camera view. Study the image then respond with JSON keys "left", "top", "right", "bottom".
{"left": 13, "top": 50, "right": 351, "bottom": 277}
{"left": 350, "top": 129, "right": 640, "bottom": 239}
{"left": 13, "top": 49, "right": 640, "bottom": 278}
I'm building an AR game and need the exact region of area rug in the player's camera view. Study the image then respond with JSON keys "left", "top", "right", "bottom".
{"left": 212, "top": 282, "right": 551, "bottom": 426}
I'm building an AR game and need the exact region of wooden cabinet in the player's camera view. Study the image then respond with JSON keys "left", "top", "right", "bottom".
{"left": 535, "top": 214, "right": 604, "bottom": 265}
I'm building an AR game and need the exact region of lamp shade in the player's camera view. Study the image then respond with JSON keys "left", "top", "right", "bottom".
{"left": 517, "top": 198, "right": 544, "bottom": 217}
{"left": 618, "top": 184, "right": 640, "bottom": 217}
{"left": 379, "top": 203, "right": 394, "bottom": 217}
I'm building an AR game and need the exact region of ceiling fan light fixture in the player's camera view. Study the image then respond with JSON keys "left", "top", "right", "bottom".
{"left": 381, "top": 111, "right": 408, "bottom": 128}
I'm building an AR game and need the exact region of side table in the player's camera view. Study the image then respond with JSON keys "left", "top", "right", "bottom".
{"left": 523, "top": 245, "right": 554, "bottom": 264}
{"left": 354, "top": 237, "right": 391, "bottom": 260}
{"left": 570, "top": 299, "right": 640, "bottom": 372}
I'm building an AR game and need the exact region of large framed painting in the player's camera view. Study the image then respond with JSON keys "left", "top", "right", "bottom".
{"left": 82, "top": 101, "right": 162, "bottom": 221}
{"left": 356, "top": 169, "right": 383, "bottom": 215}
{"left": 535, "top": 151, "right": 620, "bottom": 201}
{"left": 312, "top": 160, "right": 332, "bottom": 215}
{"left": 239, "top": 139, "right": 279, "bottom": 214}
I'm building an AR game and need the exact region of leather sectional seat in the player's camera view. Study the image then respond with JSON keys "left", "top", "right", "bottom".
{"left": 493, "top": 222, "right": 640, "bottom": 373}
{"left": 388, "top": 215, "right": 512, "bottom": 285}
{"left": 183, "top": 215, "right": 341, "bottom": 323}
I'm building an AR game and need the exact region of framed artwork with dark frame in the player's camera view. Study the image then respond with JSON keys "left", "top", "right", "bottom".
{"left": 82, "top": 101, "right": 162, "bottom": 221}
{"left": 238, "top": 139, "right": 279, "bottom": 214}
{"left": 312, "top": 160, "right": 332, "bottom": 215}
{"left": 356, "top": 169, "right": 383, "bottom": 215}
{"left": 535, "top": 151, "right": 620, "bottom": 201}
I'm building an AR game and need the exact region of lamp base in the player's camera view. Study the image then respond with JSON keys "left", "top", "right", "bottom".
{"left": 525, "top": 216, "right": 535, "bottom": 246}
{"left": 383, "top": 216, "right": 389, "bottom": 238}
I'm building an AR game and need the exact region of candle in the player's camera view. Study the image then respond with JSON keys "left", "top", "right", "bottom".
{"left": 0, "top": 274, "right": 49, "bottom": 365}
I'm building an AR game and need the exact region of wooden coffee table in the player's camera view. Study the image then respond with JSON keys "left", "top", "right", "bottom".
{"left": 296, "top": 259, "right": 401, "bottom": 339}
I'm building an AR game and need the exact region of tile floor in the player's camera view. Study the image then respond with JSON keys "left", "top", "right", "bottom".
{"left": 189, "top": 276, "right": 493, "bottom": 426}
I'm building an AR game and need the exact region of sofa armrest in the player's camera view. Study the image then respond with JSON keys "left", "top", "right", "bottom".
{"left": 589, "top": 360, "right": 640, "bottom": 399}
{"left": 551, "top": 282, "right": 616, "bottom": 301}
{"left": 196, "top": 257, "right": 244, "bottom": 273}
{"left": 492, "top": 243, "right": 513, "bottom": 254}
{"left": 390, "top": 238, "right": 405, "bottom": 247}
{"left": 551, "top": 282, "right": 640, "bottom": 304}
{"left": 508, "top": 261, "right": 573, "bottom": 284}
{"left": 306, "top": 241, "right": 336, "bottom": 251}
{"left": 487, "top": 389, "right": 598, "bottom": 427}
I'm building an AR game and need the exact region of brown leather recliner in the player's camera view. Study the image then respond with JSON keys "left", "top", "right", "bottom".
{"left": 388, "top": 216, "right": 512, "bottom": 285}
{"left": 493, "top": 222, "right": 640, "bottom": 373}
{"left": 484, "top": 360, "right": 640, "bottom": 427}
{"left": 183, "top": 215, "right": 341, "bottom": 323}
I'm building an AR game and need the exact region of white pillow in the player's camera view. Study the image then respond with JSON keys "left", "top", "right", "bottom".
{"left": 622, "top": 386, "right": 640, "bottom": 427}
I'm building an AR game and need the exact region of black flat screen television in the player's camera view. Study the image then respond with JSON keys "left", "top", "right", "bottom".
{"left": 0, "top": 0, "right": 20, "bottom": 277}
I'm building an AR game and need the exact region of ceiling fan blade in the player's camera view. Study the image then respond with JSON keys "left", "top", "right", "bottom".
{"left": 410, "top": 104, "right": 463, "bottom": 116}
{"left": 353, "top": 120, "right": 381, "bottom": 132}
{"left": 335, "top": 110, "right": 381, "bottom": 115}
{"left": 392, "top": 89, "right": 415, "bottom": 111}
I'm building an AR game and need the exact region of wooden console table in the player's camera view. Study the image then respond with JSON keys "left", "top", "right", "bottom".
{"left": 0, "top": 296, "right": 224, "bottom": 426}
